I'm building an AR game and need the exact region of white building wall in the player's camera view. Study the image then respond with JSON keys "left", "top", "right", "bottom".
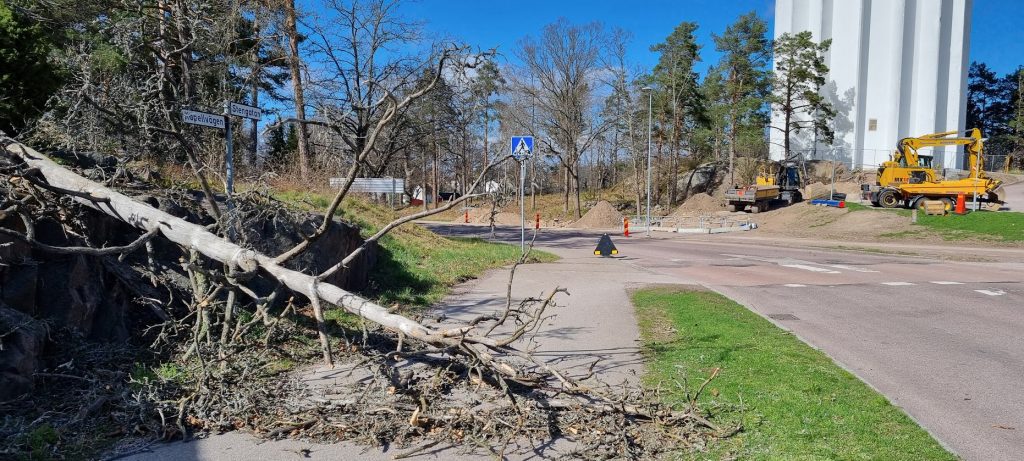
{"left": 770, "top": 0, "right": 973, "bottom": 170}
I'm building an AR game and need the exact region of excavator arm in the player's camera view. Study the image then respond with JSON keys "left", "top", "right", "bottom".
{"left": 895, "top": 129, "right": 983, "bottom": 173}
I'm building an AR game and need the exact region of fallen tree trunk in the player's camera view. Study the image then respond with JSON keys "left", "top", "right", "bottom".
{"left": 1, "top": 141, "right": 514, "bottom": 373}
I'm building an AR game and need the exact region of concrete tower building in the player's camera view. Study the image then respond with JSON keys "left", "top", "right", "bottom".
{"left": 771, "top": 0, "right": 973, "bottom": 170}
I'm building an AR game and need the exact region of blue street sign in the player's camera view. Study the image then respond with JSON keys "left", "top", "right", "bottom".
{"left": 510, "top": 136, "right": 533, "bottom": 160}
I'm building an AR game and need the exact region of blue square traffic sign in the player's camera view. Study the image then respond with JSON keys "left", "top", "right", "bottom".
{"left": 511, "top": 136, "right": 533, "bottom": 160}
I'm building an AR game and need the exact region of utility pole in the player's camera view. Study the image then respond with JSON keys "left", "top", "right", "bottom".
{"left": 642, "top": 87, "right": 654, "bottom": 237}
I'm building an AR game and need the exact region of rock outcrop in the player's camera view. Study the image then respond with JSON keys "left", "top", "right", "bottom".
{"left": 0, "top": 191, "right": 375, "bottom": 400}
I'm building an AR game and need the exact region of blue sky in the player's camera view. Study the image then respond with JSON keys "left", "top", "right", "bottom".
{"left": 393, "top": 0, "right": 1021, "bottom": 77}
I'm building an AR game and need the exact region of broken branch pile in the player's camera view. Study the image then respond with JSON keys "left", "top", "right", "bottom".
{"left": 1, "top": 140, "right": 732, "bottom": 458}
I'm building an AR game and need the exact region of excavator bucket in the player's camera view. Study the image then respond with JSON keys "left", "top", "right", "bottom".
{"left": 987, "top": 185, "right": 1008, "bottom": 211}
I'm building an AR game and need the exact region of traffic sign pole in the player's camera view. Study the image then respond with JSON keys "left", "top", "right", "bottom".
{"left": 182, "top": 102, "right": 261, "bottom": 242}
{"left": 223, "top": 102, "right": 236, "bottom": 241}
{"left": 223, "top": 101, "right": 234, "bottom": 199}
{"left": 511, "top": 136, "right": 534, "bottom": 255}
{"left": 520, "top": 159, "right": 526, "bottom": 253}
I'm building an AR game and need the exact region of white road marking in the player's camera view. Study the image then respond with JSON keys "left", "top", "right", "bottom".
{"left": 930, "top": 281, "right": 964, "bottom": 285}
{"left": 881, "top": 282, "right": 915, "bottom": 286}
{"left": 975, "top": 289, "right": 1006, "bottom": 296}
{"left": 828, "top": 264, "right": 879, "bottom": 273}
{"left": 781, "top": 264, "right": 841, "bottom": 274}
{"left": 720, "top": 253, "right": 775, "bottom": 263}
{"left": 784, "top": 284, "right": 807, "bottom": 287}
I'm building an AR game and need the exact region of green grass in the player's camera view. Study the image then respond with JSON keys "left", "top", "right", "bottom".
{"left": 913, "top": 211, "right": 1024, "bottom": 242}
{"left": 849, "top": 200, "right": 1024, "bottom": 243}
{"left": 633, "top": 286, "right": 954, "bottom": 460}
{"left": 877, "top": 229, "right": 927, "bottom": 239}
{"left": 274, "top": 190, "right": 557, "bottom": 310}
{"left": 843, "top": 202, "right": 870, "bottom": 212}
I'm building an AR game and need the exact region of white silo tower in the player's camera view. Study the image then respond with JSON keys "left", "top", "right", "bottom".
{"left": 770, "top": 0, "right": 973, "bottom": 170}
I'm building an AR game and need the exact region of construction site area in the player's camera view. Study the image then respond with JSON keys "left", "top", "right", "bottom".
{"left": 440, "top": 138, "right": 1024, "bottom": 248}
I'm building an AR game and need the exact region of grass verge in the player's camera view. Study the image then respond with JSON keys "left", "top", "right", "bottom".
{"left": 633, "top": 286, "right": 954, "bottom": 460}
{"left": 913, "top": 211, "right": 1024, "bottom": 242}
{"left": 849, "top": 199, "right": 1024, "bottom": 243}
{"left": 274, "top": 190, "right": 557, "bottom": 309}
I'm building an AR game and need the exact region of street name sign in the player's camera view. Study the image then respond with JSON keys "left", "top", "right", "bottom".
{"left": 182, "top": 109, "right": 225, "bottom": 129}
{"left": 229, "top": 102, "right": 262, "bottom": 120}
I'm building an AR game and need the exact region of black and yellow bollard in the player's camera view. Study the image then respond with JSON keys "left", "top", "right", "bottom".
{"left": 594, "top": 234, "right": 618, "bottom": 257}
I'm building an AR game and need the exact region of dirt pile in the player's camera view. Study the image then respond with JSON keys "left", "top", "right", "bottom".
{"left": 570, "top": 200, "right": 624, "bottom": 229}
{"left": 750, "top": 202, "right": 909, "bottom": 240}
{"left": 671, "top": 193, "right": 726, "bottom": 215}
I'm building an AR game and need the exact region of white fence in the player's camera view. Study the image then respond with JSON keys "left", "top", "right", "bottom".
{"left": 329, "top": 177, "right": 405, "bottom": 194}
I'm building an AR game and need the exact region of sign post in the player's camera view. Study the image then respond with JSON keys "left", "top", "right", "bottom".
{"left": 225, "top": 102, "right": 262, "bottom": 200}
{"left": 182, "top": 103, "right": 260, "bottom": 240}
{"left": 511, "top": 136, "right": 534, "bottom": 254}
{"left": 222, "top": 102, "right": 235, "bottom": 199}
{"left": 226, "top": 102, "right": 261, "bottom": 238}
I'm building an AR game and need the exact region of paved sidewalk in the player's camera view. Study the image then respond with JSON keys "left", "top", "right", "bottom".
{"left": 124, "top": 240, "right": 678, "bottom": 460}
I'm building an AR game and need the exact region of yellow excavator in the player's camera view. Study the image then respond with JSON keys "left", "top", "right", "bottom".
{"left": 725, "top": 161, "right": 805, "bottom": 213}
{"left": 862, "top": 129, "right": 1006, "bottom": 210}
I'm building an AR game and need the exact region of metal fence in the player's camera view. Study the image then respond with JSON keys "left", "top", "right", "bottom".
{"left": 628, "top": 214, "right": 753, "bottom": 231}
{"left": 785, "top": 148, "right": 1017, "bottom": 173}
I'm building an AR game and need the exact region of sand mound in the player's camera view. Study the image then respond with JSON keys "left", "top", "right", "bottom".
{"left": 750, "top": 202, "right": 909, "bottom": 239}
{"left": 490, "top": 212, "right": 522, "bottom": 226}
{"left": 671, "top": 193, "right": 726, "bottom": 215}
{"left": 803, "top": 181, "right": 865, "bottom": 200}
{"left": 570, "top": 200, "right": 623, "bottom": 229}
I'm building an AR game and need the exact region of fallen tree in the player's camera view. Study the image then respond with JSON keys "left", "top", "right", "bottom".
{"left": 3, "top": 140, "right": 532, "bottom": 374}
{"left": 2, "top": 139, "right": 732, "bottom": 458}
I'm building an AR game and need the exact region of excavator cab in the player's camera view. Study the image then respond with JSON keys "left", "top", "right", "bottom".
{"left": 778, "top": 162, "right": 802, "bottom": 190}
{"left": 754, "top": 161, "right": 804, "bottom": 205}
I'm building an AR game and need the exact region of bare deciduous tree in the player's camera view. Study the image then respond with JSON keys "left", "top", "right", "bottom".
{"left": 517, "top": 19, "right": 610, "bottom": 218}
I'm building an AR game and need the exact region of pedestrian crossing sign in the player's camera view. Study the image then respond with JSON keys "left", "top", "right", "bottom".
{"left": 511, "top": 136, "right": 533, "bottom": 161}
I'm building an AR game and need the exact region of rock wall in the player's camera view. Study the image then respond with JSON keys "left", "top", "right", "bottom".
{"left": 0, "top": 193, "right": 376, "bottom": 400}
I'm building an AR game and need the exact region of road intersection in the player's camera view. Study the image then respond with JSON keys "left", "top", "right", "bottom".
{"left": 425, "top": 223, "right": 1024, "bottom": 460}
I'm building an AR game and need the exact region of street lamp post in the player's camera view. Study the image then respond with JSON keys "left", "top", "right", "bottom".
{"left": 642, "top": 86, "right": 653, "bottom": 237}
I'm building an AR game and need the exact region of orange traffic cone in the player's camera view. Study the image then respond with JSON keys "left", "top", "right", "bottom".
{"left": 464, "top": 210, "right": 469, "bottom": 223}
{"left": 955, "top": 193, "right": 966, "bottom": 215}
{"left": 623, "top": 217, "right": 630, "bottom": 237}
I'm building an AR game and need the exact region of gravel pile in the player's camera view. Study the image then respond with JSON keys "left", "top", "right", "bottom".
{"left": 570, "top": 200, "right": 624, "bottom": 229}
{"left": 671, "top": 193, "right": 726, "bottom": 215}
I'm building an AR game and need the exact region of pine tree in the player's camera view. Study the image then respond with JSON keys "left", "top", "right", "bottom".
{"left": 711, "top": 12, "right": 771, "bottom": 182}
{"left": 967, "top": 62, "right": 1008, "bottom": 135}
{"left": 770, "top": 31, "right": 834, "bottom": 160}
{"left": 1011, "top": 68, "right": 1024, "bottom": 160}
{"left": 266, "top": 123, "right": 289, "bottom": 166}
{"left": 0, "top": 0, "right": 62, "bottom": 134}
{"left": 470, "top": 60, "right": 504, "bottom": 177}
{"left": 650, "top": 21, "right": 705, "bottom": 205}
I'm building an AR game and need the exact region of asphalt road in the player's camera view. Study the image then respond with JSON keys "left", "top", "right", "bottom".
{"left": 1000, "top": 179, "right": 1024, "bottom": 211}
{"left": 425, "top": 223, "right": 1024, "bottom": 461}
